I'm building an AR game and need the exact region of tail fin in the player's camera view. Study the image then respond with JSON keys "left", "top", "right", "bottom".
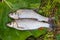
{"left": 48, "top": 18, "right": 55, "bottom": 30}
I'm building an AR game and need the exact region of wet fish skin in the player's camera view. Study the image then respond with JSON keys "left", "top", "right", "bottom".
{"left": 7, "top": 19, "right": 50, "bottom": 30}
{"left": 9, "top": 9, "right": 49, "bottom": 22}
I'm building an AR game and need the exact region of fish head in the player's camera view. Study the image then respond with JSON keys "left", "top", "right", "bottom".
{"left": 7, "top": 21, "right": 17, "bottom": 28}
{"left": 9, "top": 13, "right": 19, "bottom": 19}
{"left": 7, "top": 21, "right": 25, "bottom": 30}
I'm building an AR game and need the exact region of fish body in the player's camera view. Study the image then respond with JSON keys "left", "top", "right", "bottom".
{"left": 7, "top": 19, "right": 50, "bottom": 30}
{"left": 9, "top": 9, "right": 49, "bottom": 22}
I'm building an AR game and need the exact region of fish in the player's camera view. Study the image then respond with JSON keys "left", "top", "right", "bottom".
{"left": 9, "top": 9, "right": 49, "bottom": 22}
{"left": 7, "top": 19, "right": 50, "bottom": 30}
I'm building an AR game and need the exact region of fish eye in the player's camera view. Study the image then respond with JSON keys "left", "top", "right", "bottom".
{"left": 10, "top": 22, "right": 13, "bottom": 25}
{"left": 9, "top": 23, "right": 11, "bottom": 25}
{"left": 10, "top": 13, "right": 13, "bottom": 15}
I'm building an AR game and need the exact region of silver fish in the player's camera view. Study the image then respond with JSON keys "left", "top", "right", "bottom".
{"left": 9, "top": 9, "right": 49, "bottom": 22}
{"left": 7, "top": 19, "right": 50, "bottom": 30}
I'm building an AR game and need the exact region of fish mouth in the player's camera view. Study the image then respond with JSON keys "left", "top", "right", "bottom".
{"left": 7, "top": 22, "right": 13, "bottom": 27}
{"left": 9, "top": 13, "right": 14, "bottom": 18}
{"left": 7, "top": 21, "right": 15, "bottom": 27}
{"left": 7, "top": 23, "right": 13, "bottom": 27}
